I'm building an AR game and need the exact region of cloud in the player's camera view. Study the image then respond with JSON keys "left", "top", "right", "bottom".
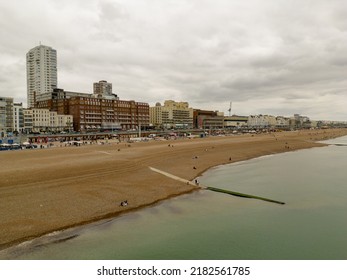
{"left": 0, "top": 0, "right": 346, "bottom": 120}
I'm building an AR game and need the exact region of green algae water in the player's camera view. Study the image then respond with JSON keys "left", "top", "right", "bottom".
{"left": 1, "top": 136, "right": 347, "bottom": 260}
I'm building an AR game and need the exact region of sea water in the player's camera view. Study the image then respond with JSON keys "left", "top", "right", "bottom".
{"left": 1, "top": 136, "right": 347, "bottom": 260}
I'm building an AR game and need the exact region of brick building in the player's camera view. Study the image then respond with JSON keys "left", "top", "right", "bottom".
{"left": 35, "top": 88, "right": 149, "bottom": 132}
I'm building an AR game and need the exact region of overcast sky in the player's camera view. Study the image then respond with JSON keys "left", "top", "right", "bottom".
{"left": 1, "top": 0, "right": 346, "bottom": 120}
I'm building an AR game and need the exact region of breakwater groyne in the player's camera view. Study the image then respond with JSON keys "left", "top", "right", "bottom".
{"left": 149, "top": 167, "right": 285, "bottom": 205}
{"left": 206, "top": 186, "right": 285, "bottom": 205}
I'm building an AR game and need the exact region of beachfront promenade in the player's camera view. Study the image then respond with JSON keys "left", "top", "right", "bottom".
{"left": 0, "top": 128, "right": 347, "bottom": 250}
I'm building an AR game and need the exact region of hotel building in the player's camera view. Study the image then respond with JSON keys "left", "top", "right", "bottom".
{"left": 35, "top": 86, "right": 149, "bottom": 132}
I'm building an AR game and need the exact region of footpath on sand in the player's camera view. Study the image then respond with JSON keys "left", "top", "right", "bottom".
{"left": 149, "top": 166, "right": 285, "bottom": 205}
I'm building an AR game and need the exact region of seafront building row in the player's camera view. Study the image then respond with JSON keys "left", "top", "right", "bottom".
{"left": 1, "top": 44, "right": 346, "bottom": 136}
{"left": 1, "top": 97, "right": 73, "bottom": 135}
{"left": 2, "top": 92, "right": 343, "bottom": 136}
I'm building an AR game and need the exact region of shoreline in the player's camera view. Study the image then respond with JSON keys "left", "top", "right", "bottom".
{"left": 1, "top": 128, "right": 347, "bottom": 252}
{"left": 0, "top": 187, "right": 200, "bottom": 255}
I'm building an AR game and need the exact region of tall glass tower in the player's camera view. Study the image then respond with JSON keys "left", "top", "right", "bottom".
{"left": 26, "top": 45, "right": 57, "bottom": 108}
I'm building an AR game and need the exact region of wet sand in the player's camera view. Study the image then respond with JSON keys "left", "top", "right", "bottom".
{"left": 1, "top": 128, "right": 346, "bottom": 250}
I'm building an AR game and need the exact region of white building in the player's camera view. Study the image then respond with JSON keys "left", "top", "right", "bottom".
{"left": 13, "top": 103, "right": 24, "bottom": 132}
{"left": 24, "top": 108, "right": 73, "bottom": 133}
{"left": 276, "top": 116, "right": 290, "bottom": 128}
{"left": 23, "top": 110, "right": 33, "bottom": 133}
{"left": 26, "top": 45, "right": 57, "bottom": 108}
{"left": 248, "top": 115, "right": 277, "bottom": 128}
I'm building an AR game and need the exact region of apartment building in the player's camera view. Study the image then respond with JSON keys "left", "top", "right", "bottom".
{"left": 23, "top": 108, "right": 73, "bottom": 133}
{"left": 26, "top": 45, "right": 57, "bottom": 108}
{"left": 93, "top": 80, "right": 114, "bottom": 98}
{"left": 13, "top": 103, "right": 24, "bottom": 132}
{"left": 23, "top": 109, "right": 33, "bottom": 133}
{"left": 290, "top": 114, "right": 312, "bottom": 129}
{"left": 150, "top": 100, "right": 193, "bottom": 129}
{"left": 0, "top": 97, "right": 14, "bottom": 133}
{"left": 276, "top": 116, "right": 290, "bottom": 128}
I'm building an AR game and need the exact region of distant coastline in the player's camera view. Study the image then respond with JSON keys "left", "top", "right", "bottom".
{"left": 1, "top": 128, "right": 347, "bottom": 252}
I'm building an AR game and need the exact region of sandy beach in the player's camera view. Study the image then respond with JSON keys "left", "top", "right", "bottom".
{"left": 1, "top": 128, "right": 347, "bottom": 250}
